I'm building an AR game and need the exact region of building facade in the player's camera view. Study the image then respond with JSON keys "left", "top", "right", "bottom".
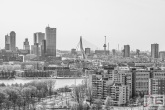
{"left": 149, "top": 78, "right": 165, "bottom": 95}
{"left": 159, "top": 51, "right": 165, "bottom": 61}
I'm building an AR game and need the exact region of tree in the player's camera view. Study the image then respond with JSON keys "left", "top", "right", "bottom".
{"left": 45, "top": 80, "right": 56, "bottom": 96}
{"left": 22, "top": 87, "right": 33, "bottom": 109}
{"left": 104, "top": 96, "right": 112, "bottom": 110}
{"left": 86, "top": 87, "right": 93, "bottom": 105}
{"left": 93, "top": 99, "right": 102, "bottom": 110}
{"left": 3, "top": 88, "right": 20, "bottom": 110}
{"left": 0, "top": 91, "right": 8, "bottom": 109}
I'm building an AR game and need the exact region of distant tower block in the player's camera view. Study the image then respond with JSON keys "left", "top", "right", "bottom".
{"left": 46, "top": 26, "right": 56, "bottom": 56}
{"left": 10, "top": 31, "right": 16, "bottom": 51}
{"left": 103, "top": 36, "right": 107, "bottom": 55}
{"left": 71, "top": 49, "right": 76, "bottom": 55}
{"left": 124, "top": 45, "right": 130, "bottom": 57}
{"left": 136, "top": 49, "right": 140, "bottom": 57}
{"left": 159, "top": 51, "right": 165, "bottom": 61}
{"left": 85, "top": 48, "right": 91, "bottom": 55}
{"left": 112, "top": 49, "right": 116, "bottom": 56}
{"left": 41, "top": 40, "right": 46, "bottom": 57}
{"left": 151, "top": 43, "right": 159, "bottom": 58}
{"left": 5, "top": 34, "right": 10, "bottom": 50}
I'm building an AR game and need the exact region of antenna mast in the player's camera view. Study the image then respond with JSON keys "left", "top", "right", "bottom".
{"left": 103, "top": 36, "right": 107, "bottom": 55}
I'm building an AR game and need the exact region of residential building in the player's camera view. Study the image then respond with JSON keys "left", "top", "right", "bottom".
{"left": 149, "top": 78, "right": 165, "bottom": 95}
{"left": 132, "top": 70, "right": 151, "bottom": 96}
{"left": 107, "top": 83, "right": 130, "bottom": 105}
{"left": 144, "top": 95, "right": 165, "bottom": 107}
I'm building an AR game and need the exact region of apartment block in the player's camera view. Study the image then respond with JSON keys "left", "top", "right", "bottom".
{"left": 149, "top": 78, "right": 165, "bottom": 95}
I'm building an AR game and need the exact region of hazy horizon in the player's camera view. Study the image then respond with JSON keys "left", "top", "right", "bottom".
{"left": 0, "top": 0, "right": 165, "bottom": 51}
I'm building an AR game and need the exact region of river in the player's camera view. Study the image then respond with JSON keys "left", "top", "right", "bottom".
{"left": 0, "top": 78, "right": 84, "bottom": 89}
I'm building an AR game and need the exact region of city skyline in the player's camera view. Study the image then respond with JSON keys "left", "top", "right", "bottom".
{"left": 0, "top": 0, "right": 165, "bottom": 51}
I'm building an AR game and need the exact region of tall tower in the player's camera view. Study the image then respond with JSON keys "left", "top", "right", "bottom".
{"left": 124, "top": 45, "right": 130, "bottom": 57}
{"left": 33, "top": 32, "right": 45, "bottom": 45}
{"left": 103, "top": 36, "right": 107, "bottom": 55}
{"left": 5, "top": 34, "right": 10, "bottom": 50}
{"left": 10, "top": 31, "right": 16, "bottom": 51}
{"left": 23, "top": 38, "right": 30, "bottom": 54}
{"left": 151, "top": 43, "right": 159, "bottom": 58}
{"left": 45, "top": 26, "right": 56, "bottom": 56}
{"left": 41, "top": 40, "right": 46, "bottom": 57}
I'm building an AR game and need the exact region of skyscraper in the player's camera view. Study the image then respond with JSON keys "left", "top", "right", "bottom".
{"left": 124, "top": 45, "right": 130, "bottom": 57}
{"left": 45, "top": 26, "right": 56, "bottom": 56}
{"left": 151, "top": 43, "right": 159, "bottom": 58}
{"left": 23, "top": 38, "right": 30, "bottom": 53}
{"left": 33, "top": 32, "right": 45, "bottom": 45}
{"left": 41, "top": 40, "right": 46, "bottom": 57}
{"left": 5, "top": 34, "right": 10, "bottom": 50}
{"left": 10, "top": 31, "right": 16, "bottom": 51}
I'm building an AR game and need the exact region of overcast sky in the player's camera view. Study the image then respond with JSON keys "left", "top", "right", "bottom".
{"left": 0, "top": 0, "right": 165, "bottom": 51}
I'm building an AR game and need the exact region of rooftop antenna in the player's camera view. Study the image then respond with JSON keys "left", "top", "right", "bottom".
{"left": 103, "top": 36, "right": 107, "bottom": 55}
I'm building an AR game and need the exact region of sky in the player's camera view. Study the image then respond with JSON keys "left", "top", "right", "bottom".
{"left": 0, "top": 0, "right": 165, "bottom": 51}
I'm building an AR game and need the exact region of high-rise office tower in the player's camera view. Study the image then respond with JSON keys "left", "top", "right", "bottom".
{"left": 33, "top": 32, "right": 45, "bottom": 45}
{"left": 124, "top": 45, "right": 130, "bottom": 57}
{"left": 10, "top": 31, "right": 16, "bottom": 51}
{"left": 151, "top": 43, "right": 159, "bottom": 58}
{"left": 5, "top": 34, "right": 10, "bottom": 50}
{"left": 41, "top": 40, "right": 46, "bottom": 56}
{"left": 23, "top": 38, "right": 30, "bottom": 53}
{"left": 45, "top": 26, "right": 56, "bottom": 56}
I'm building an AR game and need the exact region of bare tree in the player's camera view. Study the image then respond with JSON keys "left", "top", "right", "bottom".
{"left": 104, "top": 96, "right": 112, "bottom": 110}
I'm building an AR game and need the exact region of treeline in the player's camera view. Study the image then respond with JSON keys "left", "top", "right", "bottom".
{"left": 0, "top": 71, "right": 15, "bottom": 79}
{"left": 18, "top": 70, "right": 53, "bottom": 77}
{"left": 0, "top": 80, "right": 56, "bottom": 110}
